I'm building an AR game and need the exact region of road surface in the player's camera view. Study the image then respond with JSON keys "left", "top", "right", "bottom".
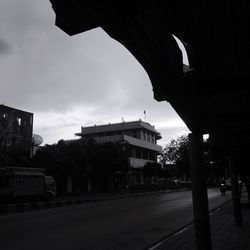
{"left": 0, "top": 189, "right": 231, "bottom": 250}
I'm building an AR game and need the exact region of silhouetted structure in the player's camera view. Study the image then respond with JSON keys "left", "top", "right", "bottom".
{"left": 76, "top": 120, "right": 162, "bottom": 186}
{"left": 50, "top": 2, "right": 250, "bottom": 249}
{"left": 0, "top": 105, "right": 33, "bottom": 159}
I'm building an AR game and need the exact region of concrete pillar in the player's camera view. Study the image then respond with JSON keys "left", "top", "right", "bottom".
{"left": 189, "top": 133, "right": 212, "bottom": 250}
{"left": 228, "top": 155, "right": 243, "bottom": 226}
{"left": 140, "top": 129, "right": 143, "bottom": 140}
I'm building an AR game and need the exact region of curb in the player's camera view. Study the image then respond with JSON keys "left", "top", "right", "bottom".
{"left": 0, "top": 188, "right": 190, "bottom": 216}
{"left": 0, "top": 199, "right": 83, "bottom": 215}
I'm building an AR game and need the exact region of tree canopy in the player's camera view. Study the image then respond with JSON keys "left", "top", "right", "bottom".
{"left": 143, "top": 161, "right": 162, "bottom": 177}
{"left": 162, "top": 134, "right": 228, "bottom": 182}
{"left": 162, "top": 135, "right": 190, "bottom": 178}
{"left": 32, "top": 139, "right": 129, "bottom": 178}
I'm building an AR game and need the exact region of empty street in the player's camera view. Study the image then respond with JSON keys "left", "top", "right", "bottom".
{"left": 0, "top": 189, "right": 231, "bottom": 250}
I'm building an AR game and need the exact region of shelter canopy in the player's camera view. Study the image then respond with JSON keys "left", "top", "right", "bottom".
{"left": 50, "top": 0, "right": 250, "bottom": 137}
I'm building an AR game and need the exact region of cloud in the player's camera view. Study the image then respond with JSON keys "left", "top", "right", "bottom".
{"left": 32, "top": 103, "right": 190, "bottom": 146}
{"left": 0, "top": 40, "right": 12, "bottom": 55}
{"left": 0, "top": 0, "right": 190, "bottom": 147}
{"left": 157, "top": 127, "right": 190, "bottom": 148}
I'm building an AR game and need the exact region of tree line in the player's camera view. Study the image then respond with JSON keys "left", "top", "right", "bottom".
{"left": 2, "top": 134, "right": 244, "bottom": 193}
{"left": 32, "top": 139, "right": 129, "bottom": 193}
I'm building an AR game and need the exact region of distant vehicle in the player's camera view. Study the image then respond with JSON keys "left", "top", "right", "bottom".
{"left": 220, "top": 183, "right": 227, "bottom": 195}
{"left": 0, "top": 166, "right": 56, "bottom": 202}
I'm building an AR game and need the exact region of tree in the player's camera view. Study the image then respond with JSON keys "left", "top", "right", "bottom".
{"left": 31, "top": 139, "right": 129, "bottom": 193}
{"left": 143, "top": 162, "right": 162, "bottom": 177}
{"left": 142, "top": 161, "right": 162, "bottom": 186}
{"left": 162, "top": 135, "right": 224, "bottom": 184}
{"left": 85, "top": 141, "right": 129, "bottom": 191}
{"left": 31, "top": 141, "right": 74, "bottom": 194}
{"left": 162, "top": 135, "right": 190, "bottom": 178}
{"left": 202, "top": 137, "right": 227, "bottom": 183}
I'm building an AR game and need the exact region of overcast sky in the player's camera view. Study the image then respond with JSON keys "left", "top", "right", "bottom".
{"left": 0, "top": 0, "right": 190, "bottom": 147}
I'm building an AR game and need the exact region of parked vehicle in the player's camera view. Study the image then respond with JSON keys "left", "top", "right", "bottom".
{"left": 0, "top": 166, "right": 56, "bottom": 202}
{"left": 44, "top": 175, "right": 57, "bottom": 199}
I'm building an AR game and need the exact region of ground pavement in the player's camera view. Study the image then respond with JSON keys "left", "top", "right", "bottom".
{"left": 151, "top": 193, "right": 250, "bottom": 250}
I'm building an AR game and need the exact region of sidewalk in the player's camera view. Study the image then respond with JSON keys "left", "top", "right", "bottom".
{"left": 152, "top": 194, "right": 250, "bottom": 250}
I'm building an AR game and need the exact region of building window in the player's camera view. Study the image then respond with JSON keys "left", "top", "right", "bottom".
{"left": 149, "top": 151, "right": 156, "bottom": 161}
{"left": 147, "top": 133, "right": 150, "bottom": 142}
{"left": 136, "top": 148, "right": 141, "bottom": 158}
{"left": 127, "top": 146, "right": 132, "bottom": 157}
{"left": 151, "top": 136, "right": 155, "bottom": 144}
{"left": 143, "top": 149, "right": 148, "bottom": 160}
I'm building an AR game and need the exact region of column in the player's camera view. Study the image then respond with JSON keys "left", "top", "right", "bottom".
{"left": 189, "top": 133, "right": 212, "bottom": 250}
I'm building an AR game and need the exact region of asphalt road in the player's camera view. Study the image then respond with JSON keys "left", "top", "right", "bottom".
{"left": 0, "top": 189, "right": 231, "bottom": 250}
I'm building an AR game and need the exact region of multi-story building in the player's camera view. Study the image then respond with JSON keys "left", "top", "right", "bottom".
{"left": 0, "top": 105, "right": 33, "bottom": 160}
{"left": 75, "top": 120, "right": 162, "bottom": 186}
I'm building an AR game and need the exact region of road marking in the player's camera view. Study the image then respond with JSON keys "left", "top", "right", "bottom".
{"left": 210, "top": 207, "right": 220, "bottom": 215}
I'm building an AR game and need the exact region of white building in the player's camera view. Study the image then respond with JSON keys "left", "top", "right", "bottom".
{"left": 75, "top": 120, "right": 162, "bottom": 185}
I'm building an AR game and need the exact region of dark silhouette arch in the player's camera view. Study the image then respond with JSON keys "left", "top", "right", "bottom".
{"left": 49, "top": 2, "right": 250, "bottom": 249}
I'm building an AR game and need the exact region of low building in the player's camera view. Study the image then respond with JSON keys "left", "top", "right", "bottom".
{"left": 0, "top": 105, "right": 33, "bottom": 160}
{"left": 75, "top": 120, "right": 162, "bottom": 186}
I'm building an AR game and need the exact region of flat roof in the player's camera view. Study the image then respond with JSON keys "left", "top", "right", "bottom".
{"left": 75, "top": 120, "right": 161, "bottom": 137}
